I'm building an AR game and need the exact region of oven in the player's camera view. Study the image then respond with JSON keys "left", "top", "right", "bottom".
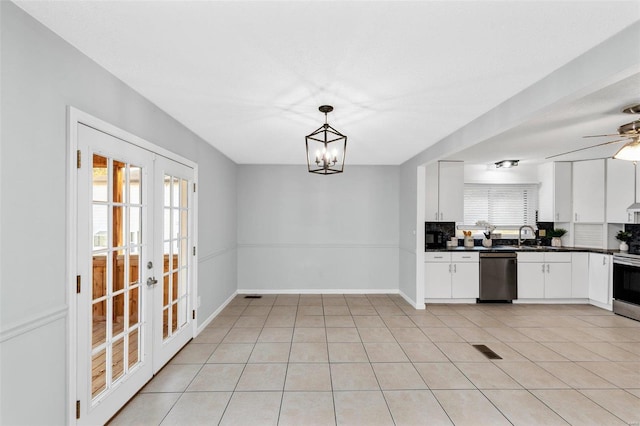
{"left": 612, "top": 253, "right": 640, "bottom": 321}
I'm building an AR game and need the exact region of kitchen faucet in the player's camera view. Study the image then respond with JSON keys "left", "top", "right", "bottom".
{"left": 518, "top": 225, "right": 536, "bottom": 246}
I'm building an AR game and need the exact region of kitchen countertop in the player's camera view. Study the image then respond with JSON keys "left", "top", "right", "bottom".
{"left": 426, "top": 245, "right": 619, "bottom": 255}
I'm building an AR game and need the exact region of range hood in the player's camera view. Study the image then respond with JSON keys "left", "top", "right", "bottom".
{"left": 627, "top": 202, "right": 640, "bottom": 212}
{"left": 628, "top": 162, "right": 640, "bottom": 212}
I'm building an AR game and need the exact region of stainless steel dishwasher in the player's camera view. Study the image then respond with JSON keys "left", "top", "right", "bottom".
{"left": 479, "top": 252, "right": 517, "bottom": 302}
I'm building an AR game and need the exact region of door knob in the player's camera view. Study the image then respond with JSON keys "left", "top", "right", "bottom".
{"left": 146, "top": 277, "right": 158, "bottom": 286}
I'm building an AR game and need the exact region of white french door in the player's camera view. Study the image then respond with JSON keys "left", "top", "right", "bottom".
{"left": 76, "top": 123, "right": 195, "bottom": 425}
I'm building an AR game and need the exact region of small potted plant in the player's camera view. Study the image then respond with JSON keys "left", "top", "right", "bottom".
{"left": 547, "top": 228, "right": 567, "bottom": 247}
{"left": 616, "top": 230, "right": 632, "bottom": 252}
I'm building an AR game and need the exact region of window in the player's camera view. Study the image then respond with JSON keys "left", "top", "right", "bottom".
{"left": 464, "top": 183, "right": 538, "bottom": 229}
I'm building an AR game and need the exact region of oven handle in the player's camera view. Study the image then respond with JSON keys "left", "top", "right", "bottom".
{"left": 613, "top": 258, "right": 640, "bottom": 267}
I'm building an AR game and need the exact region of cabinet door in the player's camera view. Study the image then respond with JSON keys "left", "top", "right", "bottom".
{"left": 425, "top": 162, "right": 439, "bottom": 221}
{"left": 438, "top": 161, "right": 464, "bottom": 222}
{"left": 544, "top": 262, "right": 572, "bottom": 298}
{"left": 588, "top": 253, "right": 610, "bottom": 304}
{"left": 606, "top": 159, "right": 635, "bottom": 224}
{"left": 571, "top": 253, "right": 589, "bottom": 298}
{"left": 517, "top": 262, "right": 545, "bottom": 299}
{"left": 425, "top": 262, "right": 452, "bottom": 298}
{"left": 554, "top": 162, "right": 572, "bottom": 222}
{"left": 573, "top": 159, "right": 605, "bottom": 223}
{"left": 451, "top": 262, "right": 479, "bottom": 298}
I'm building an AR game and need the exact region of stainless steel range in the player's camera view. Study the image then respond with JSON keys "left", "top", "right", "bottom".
{"left": 612, "top": 252, "right": 640, "bottom": 322}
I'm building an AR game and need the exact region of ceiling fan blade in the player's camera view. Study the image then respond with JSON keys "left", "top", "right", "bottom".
{"left": 545, "top": 139, "right": 626, "bottom": 160}
{"left": 583, "top": 134, "right": 622, "bottom": 138}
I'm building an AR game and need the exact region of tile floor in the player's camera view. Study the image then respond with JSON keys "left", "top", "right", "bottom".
{"left": 110, "top": 294, "right": 640, "bottom": 425}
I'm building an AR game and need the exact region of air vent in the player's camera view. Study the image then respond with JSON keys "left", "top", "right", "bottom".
{"left": 472, "top": 344, "right": 502, "bottom": 360}
{"left": 244, "top": 295, "right": 263, "bottom": 299}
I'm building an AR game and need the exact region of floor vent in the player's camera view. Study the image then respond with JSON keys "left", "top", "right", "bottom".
{"left": 244, "top": 295, "right": 263, "bottom": 299}
{"left": 472, "top": 344, "right": 502, "bottom": 360}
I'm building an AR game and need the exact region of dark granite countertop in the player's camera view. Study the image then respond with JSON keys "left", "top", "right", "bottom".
{"left": 425, "top": 245, "right": 619, "bottom": 255}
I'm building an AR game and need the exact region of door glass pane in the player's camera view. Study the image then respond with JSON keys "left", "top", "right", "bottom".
{"left": 113, "top": 250, "right": 125, "bottom": 292}
{"left": 163, "top": 308, "right": 169, "bottom": 339}
{"left": 92, "top": 155, "right": 108, "bottom": 202}
{"left": 171, "top": 303, "right": 178, "bottom": 333}
{"left": 180, "top": 239, "right": 188, "bottom": 267}
{"left": 129, "top": 207, "right": 140, "bottom": 246}
{"left": 128, "top": 328, "right": 139, "bottom": 369}
{"left": 92, "top": 349, "right": 106, "bottom": 398}
{"left": 112, "top": 337, "right": 125, "bottom": 382}
{"left": 171, "top": 209, "right": 179, "bottom": 240}
{"left": 92, "top": 300, "right": 106, "bottom": 349}
{"left": 93, "top": 205, "right": 108, "bottom": 250}
{"left": 164, "top": 176, "right": 171, "bottom": 207}
{"left": 163, "top": 208, "right": 171, "bottom": 241}
{"left": 112, "top": 293, "right": 125, "bottom": 337}
{"left": 113, "top": 160, "right": 126, "bottom": 203}
{"left": 180, "top": 179, "right": 188, "bottom": 208}
{"left": 180, "top": 210, "right": 188, "bottom": 238}
{"left": 172, "top": 177, "right": 179, "bottom": 208}
{"left": 92, "top": 254, "right": 107, "bottom": 299}
{"left": 163, "top": 275, "right": 170, "bottom": 307}
{"left": 179, "top": 298, "right": 187, "bottom": 327}
{"left": 113, "top": 206, "right": 124, "bottom": 248}
{"left": 128, "top": 250, "right": 139, "bottom": 285}
{"left": 129, "top": 287, "right": 139, "bottom": 327}
{"left": 129, "top": 166, "right": 141, "bottom": 205}
{"left": 172, "top": 271, "right": 178, "bottom": 302}
{"left": 179, "top": 269, "right": 188, "bottom": 297}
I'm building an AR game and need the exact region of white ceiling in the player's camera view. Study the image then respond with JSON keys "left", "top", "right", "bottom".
{"left": 14, "top": 1, "right": 640, "bottom": 165}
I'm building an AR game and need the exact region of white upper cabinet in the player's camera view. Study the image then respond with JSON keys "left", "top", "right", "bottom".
{"left": 572, "top": 159, "right": 605, "bottom": 223}
{"left": 538, "top": 162, "right": 572, "bottom": 222}
{"left": 606, "top": 159, "right": 635, "bottom": 224}
{"left": 425, "top": 161, "right": 464, "bottom": 222}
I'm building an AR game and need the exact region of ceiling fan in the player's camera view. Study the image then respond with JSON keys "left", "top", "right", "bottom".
{"left": 545, "top": 103, "right": 640, "bottom": 160}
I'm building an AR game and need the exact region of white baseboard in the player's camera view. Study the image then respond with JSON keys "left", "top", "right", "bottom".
{"left": 513, "top": 299, "right": 590, "bottom": 304}
{"left": 237, "top": 288, "right": 400, "bottom": 295}
{"left": 589, "top": 299, "right": 613, "bottom": 311}
{"left": 196, "top": 291, "right": 238, "bottom": 335}
{"left": 424, "top": 298, "right": 476, "bottom": 304}
{"left": 398, "top": 290, "right": 421, "bottom": 309}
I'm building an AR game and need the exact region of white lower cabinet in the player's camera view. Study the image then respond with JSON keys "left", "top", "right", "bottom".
{"left": 588, "top": 253, "right": 611, "bottom": 306}
{"left": 425, "top": 252, "right": 479, "bottom": 299}
{"left": 517, "top": 252, "right": 572, "bottom": 299}
{"left": 571, "top": 253, "right": 589, "bottom": 298}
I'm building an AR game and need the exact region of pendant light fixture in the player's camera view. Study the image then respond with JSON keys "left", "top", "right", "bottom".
{"left": 305, "top": 105, "right": 347, "bottom": 175}
{"left": 613, "top": 136, "right": 640, "bottom": 161}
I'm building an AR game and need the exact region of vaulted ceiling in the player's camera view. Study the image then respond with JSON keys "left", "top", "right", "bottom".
{"left": 15, "top": 1, "right": 640, "bottom": 165}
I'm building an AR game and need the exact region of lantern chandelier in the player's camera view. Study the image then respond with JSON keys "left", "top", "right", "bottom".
{"left": 305, "top": 105, "right": 348, "bottom": 175}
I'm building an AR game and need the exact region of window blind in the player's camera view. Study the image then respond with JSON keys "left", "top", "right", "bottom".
{"left": 464, "top": 183, "right": 538, "bottom": 227}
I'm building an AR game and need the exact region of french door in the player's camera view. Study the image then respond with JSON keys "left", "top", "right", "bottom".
{"left": 76, "top": 124, "right": 195, "bottom": 425}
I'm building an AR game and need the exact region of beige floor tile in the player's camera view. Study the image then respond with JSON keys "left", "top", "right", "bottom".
{"left": 322, "top": 295, "right": 347, "bottom": 306}
{"left": 433, "top": 389, "right": 511, "bottom": 426}
{"left": 210, "top": 316, "right": 239, "bottom": 328}
{"left": 438, "top": 315, "right": 477, "bottom": 328}
{"left": 331, "top": 363, "right": 380, "bottom": 390}
{"left": 295, "top": 315, "right": 325, "bottom": 327}
{"left": 506, "top": 342, "right": 568, "bottom": 361}
{"left": 451, "top": 327, "right": 499, "bottom": 343}
{"left": 537, "top": 362, "right": 617, "bottom": 389}
{"left": 220, "top": 306, "right": 247, "bottom": 316}
{"left": 482, "top": 389, "right": 568, "bottom": 426}
{"left": 364, "top": 342, "right": 409, "bottom": 362}
{"left": 264, "top": 314, "right": 296, "bottom": 327}
{"left": 298, "top": 294, "right": 323, "bottom": 305}
{"left": 357, "top": 327, "right": 396, "bottom": 342}
{"left": 248, "top": 342, "right": 290, "bottom": 363}
{"left": 274, "top": 294, "right": 300, "bottom": 305}
{"left": 547, "top": 327, "right": 601, "bottom": 342}
{"left": 514, "top": 327, "right": 569, "bottom": 342}
{"left": 578, "top": 361, "right": 640, "bottom": 388}
{"left": 193, "top": 327, "right": 229, "bottom": 344}
{"left": 626, "top": 388, "right": 640, "bottom": 398}
{"left": 408, "top": 314, "right": 447, "bottom": 328}
{"left": 141, "top": 364, "right": 201, "bottom": 393}
{"left": 221, "top": 327, "right": 261, "bottom": 343}
{"left": 435, "top": 342, "right": 491, "bottom": 362}
{"left": 421, "top": 327, "right": 465, "bottom": 343}
{"left": 169, "top": 343, "right": 217, "bottom": 364}
{"left": 242, "top": 306, "right": 272, "bottom": 316}
{"left": 532, "top": 389, "right": 628, "bottom": 425}
{"left": 540, "top": 341, "right": 607, "bottom": 361}
{"left": 257, "top": 327, "right": 293, "bottom": 343}
{"left": 579, "top": 389, "right": 640, "bottom": 424}
{"left": 298, "top": 305, "right": 323, "bottom": 315}
{"left": 326, "top": 327, "right": 361, "bottom": 342}
{"left": 399, "top": 342, "right": 449, "bottom": 362}
{"left": 160, "top": 392, "right": 231, "bottom": 426}
{"left": 353, "top": 315, "right": 386, "bottom": 328}
{"left": 375, "top": 306, "right": 405, "bottom": 316}
{"left": 279, "top": 392, "right": 336, "bottom": 426}
{"left": 577, "top": 315, "right": 640, "bottom": 328}
{"left": 613, "top": 341, "right": 640, "bottom": 355}
{"left": 284, "top": 363, "right": 332, "bottom": 391}
{"left": 328, "top": 342, "right": 369, "bottom": 362}
{"left": 455, "top": 362, "right": 522, "bottom": 389}
{"left": 383, "top": 390, "right": 453, "bottom": 426}
{"left": 324, "top": 305, "right": 351, "bottom": 315}
{"left": 414, "top": 362, "right": 474, "bottom": 389}
{"left": 289, "top": 342, "right": 328, "bottom": 362}
{"left": 110, "top": 393, "right": 181, "bottom": 426}
{"left": 233, "top": 315, "right": 267, "bottom": 328}
{"left": 382, "top": 315, "right": 416, "bottom": 328}
{"left": 219, "top": 391, "right": 282, "bottom": 426}
{"left": 372, "top": 363, "right": 427, "bottom": 390}
{"left": 235, "top": 363, "right": 287, "bottom": 391}
{"left": 388, "top": 327, "right": 429, "bottom": 342}
{"left": 577, "top": 342, "right": 640, "bottom": 361}
{"left": 495, "top": 361, "right": 570, "bottom": 389}
{"left": 349, "top": 306, "right": 379, "bottom": 316}
{"left": 293, "top": 327, "right": 327, "bottom": 343}
{"left": 186, "top": 364, "right": 244, "bottom": 391}
{"left": 334, "top": 391, "right": 395, "bottom": 426}
{"left": 324, "top": 315, "right": 356, "bottom": 327}
{"left": 207, "top": 343, "right": 254, "bottom": 363}
{"left": 483, "top": 327, "right": 532, "bottom": 342}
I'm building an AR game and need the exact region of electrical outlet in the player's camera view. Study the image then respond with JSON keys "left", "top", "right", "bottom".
{"left": 197, "top": 296, "right": 201, "bottom": 308}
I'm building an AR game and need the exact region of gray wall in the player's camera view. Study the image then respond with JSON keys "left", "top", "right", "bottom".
{"left": 237, "top": 165, "right": 399, "bottom": 292}
{"left": 0, "top": 3, "right": 237, "bottom": 424}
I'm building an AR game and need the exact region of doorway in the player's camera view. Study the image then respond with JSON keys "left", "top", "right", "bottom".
{"left": 71, "top": 112, "right": 197, "bottom": 425}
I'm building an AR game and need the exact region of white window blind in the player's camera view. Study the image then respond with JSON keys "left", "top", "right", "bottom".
{"left": 464, "top": 183, "right": 538, "bottom": 227}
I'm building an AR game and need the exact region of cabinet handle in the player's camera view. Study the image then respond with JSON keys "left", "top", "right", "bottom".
{"left": 462, "top": 256, "right": 471, "bottom": 259}
{"left": 434, "top": 256, "right": 443, "bottom": 259}
{"left": 440, "top": 212, "right": 443, "bottom": 220}
{"left": 603, "top": 257, "right": 606, "bottom": 266}
{"left": 629, "top": 213, "right": 632, "bottom": 222}
{"left": 435, "top": 212, "right": 438, "bottom": 220}
{"left": 575, "top": 213, "right": 578, "bottom": 221}
{"left": 453, "top": 264, "right": 457, "bottom": 273}
{"left": 546, "top": 264, "right": 550, "bottom": 273}
{"left": 449, "top": 264, "right": 452, "bottom": 273}
{"left": 541, "top": 264, "right": 545, "bottom": 273}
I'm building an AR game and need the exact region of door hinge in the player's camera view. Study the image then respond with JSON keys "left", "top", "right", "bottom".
{"left": 193, "top": 182, "right": 196, "bottom": 192}
{"left": 192, "top": 310, "right": 196, "bottom": 320}
{"left": 193, "top": 246, "right": 196, "bottom": 256}
{"left": 76, "top": 275, "right": 81, "bottom": 294}
{"left": 76, "top": 400, "right": 80, "bottom": 419}
{"left": 76, "top": 150, "right": 81, "bottom": 169}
